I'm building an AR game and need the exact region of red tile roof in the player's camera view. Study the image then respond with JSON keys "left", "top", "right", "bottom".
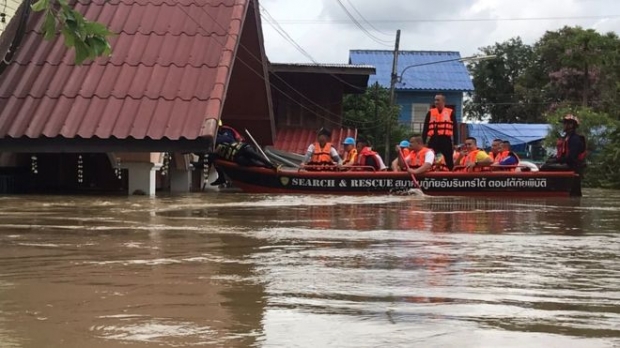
{"left": 0, "top": 0, "right": 249, "bottom": 140}
{"left": 273, "top": 128, "right": 358, "bottom": 155}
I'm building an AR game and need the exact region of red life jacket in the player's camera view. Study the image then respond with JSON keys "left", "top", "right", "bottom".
{"left": 356, "top": 147, "right": 379, "bottom": 168}
{"left": 427, "top": 107, "right": 454, "bottom": 138}
{"left": 557, "top": 134, "right": 587, "bottom": 162}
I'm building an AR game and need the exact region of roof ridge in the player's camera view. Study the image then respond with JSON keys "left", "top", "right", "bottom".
{"left": 10, "top": 61, "right": 223, "bottom": 68}
{"left": 0, "top": 95, "right": 214, "bottom": 102}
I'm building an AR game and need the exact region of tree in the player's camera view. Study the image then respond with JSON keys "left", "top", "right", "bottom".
{"left": 31, "top": 0, "right": 113, "bottom": 64}
{"left": 532, "top": 26, "right": 620, "bottom": 116}
{"left": 464, "top": 37, "right": 546, "bottom": 123}
{"left": 342, "top": 83, "right": 405, "bottom": 159}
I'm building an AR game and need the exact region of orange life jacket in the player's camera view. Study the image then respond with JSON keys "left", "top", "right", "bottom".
{"left": 310, "top": 142, "right": 334, "bottom": 164}
{"left": 343, "top": 148, "right": 357, "bottom": 165}
{"left": 463, "top": 149, "right": 485, "bottom": 172}
{"left": 407, "top": 147, "right": 432, "bottom": 168}
{"left": 427, "top": 107, "right": 454, "bottom": 138}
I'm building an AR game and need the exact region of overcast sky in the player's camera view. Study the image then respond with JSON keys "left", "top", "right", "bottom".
{"left": 260, "top": 0, "right": 620, "bottom": 63}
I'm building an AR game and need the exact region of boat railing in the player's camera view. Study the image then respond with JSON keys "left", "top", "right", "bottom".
{"left": 299, "top": 165, "right": 377, "bottom": 172}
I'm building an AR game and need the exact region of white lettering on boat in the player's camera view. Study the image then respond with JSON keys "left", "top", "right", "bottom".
{"left": 291, "top": 178, "right": 336, "bottom": 187}
{"left": 419, "top": 177, "right": 548, "bottom": 190}
{"left": 350, "top": 179, "right": 394, "bottom": 188}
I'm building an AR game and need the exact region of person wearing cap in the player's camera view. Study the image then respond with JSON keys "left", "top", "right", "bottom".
{"left": 341, "top": 137, "right": 358, "bottom": 166}
{"left": 355, "top": 137, "right": 387, "bottom": 171}
{"left": 541, "top": 114, "right": 587, "bottom": 196}
{"left": 390, "top": 140, "right": 410, "bottom": 171}
{"left": 302, "top": 127, "right": 342, "bottom": 167}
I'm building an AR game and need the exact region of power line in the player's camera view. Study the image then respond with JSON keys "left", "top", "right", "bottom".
{"left": 342, "top": 0, "right": 392, "bottom": 36}
{"left": 334, "top": 0, "right": 393, "bottom": 46}
{"left": 275, "top": 14, "right": 620, "bottom": 24}
{"left": 259, "top": 4, "right": 368, "bottom": 92}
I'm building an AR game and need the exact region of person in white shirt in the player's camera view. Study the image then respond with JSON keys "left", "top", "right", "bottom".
{"left": 301, "top": 127, "right": 342, "bottom": 166}
{"left": 403, "top": 134, "right": 435, "bottom": 175}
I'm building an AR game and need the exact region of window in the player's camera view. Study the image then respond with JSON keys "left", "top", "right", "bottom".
{"left": 411, "top": 103, "right": 430, "bottom": 132}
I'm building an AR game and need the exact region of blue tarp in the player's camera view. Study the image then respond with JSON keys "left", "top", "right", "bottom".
{"left": 466, "top": 124, "right": 551, "bottom": 152}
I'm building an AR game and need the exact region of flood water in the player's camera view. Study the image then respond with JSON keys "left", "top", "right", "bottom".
{"left": 0, "top": 190, "right": 619, "bottom": 347}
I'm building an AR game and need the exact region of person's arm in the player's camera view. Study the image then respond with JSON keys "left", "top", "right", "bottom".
{"left": 566, "top": 135, "right": 584, "bottom": 168}
{"left": 409, "top": 151, "right": 435, "bottom": 174}
{"left": 302, "top": 144, "right": 315, "bottom": 164}
{"left": 475, "top": 151, "right": 493, "bottom": 166}
{"left": 375, "top": 154, "right": 387, "bottom": 170}
{"left": 330, "top": 147, "right": 343, "bottom": 165}
{"left": 499, "top": 155, "right": 518, "bottom": 166}
{"left": 422, "top": 111, "right": 431, "bottom": 144}
{"left": 451, "top": 109, "right": 459, "bottom": 145}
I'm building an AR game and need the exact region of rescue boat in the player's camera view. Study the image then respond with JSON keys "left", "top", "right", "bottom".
{"left": 213, "top": 159, "right": 578, "bottom": 197}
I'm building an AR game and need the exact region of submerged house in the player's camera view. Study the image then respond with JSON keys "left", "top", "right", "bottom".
{"left": 349, "top": 50, "right": 474, "bottom": 136}
{"left": 0, "top": 0, "right": 375, "bottom": 195}
{"left": 0, "top": 0, "right": 275, "bottom": 195}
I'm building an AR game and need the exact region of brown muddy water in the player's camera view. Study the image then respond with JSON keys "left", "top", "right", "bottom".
{"left": 0, "top": 189, "right": 619, "bottom": 347}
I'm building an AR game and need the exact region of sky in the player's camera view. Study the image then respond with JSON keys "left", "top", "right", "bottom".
{"left": 259, "top": 0, "right": 620, "bottom": 64}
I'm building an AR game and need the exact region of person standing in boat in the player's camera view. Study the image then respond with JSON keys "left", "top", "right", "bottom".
{"left": 461, "top": 137, "right": 493, "bottom": 172}
{"left": 355, "top": 137, "right": 387, "bottom": 171}
{"left": 399, "top": 135, "right": 435, "bottom": 175}
{"left": 302, "top": 127, "right": 342, "bottom": 168}
{"left": 422, "top": 94, "right": 458, "bottom": 170}
{"left": 341, "top": 137, "right": 358, "bottom": 167}
{"left": 541, "top": 114, "right": 587, "bottom": 196}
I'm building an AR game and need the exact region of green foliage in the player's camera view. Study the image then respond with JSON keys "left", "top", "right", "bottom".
{"left": 465, "top": 37, "right": 546, "bottom": 123}
{"left": 31, "top": 0, "right": 113, "bottom": 64}
{"left": 466, "top": 26, "right": 620, "bottom": 124}
{"left": 342, "top": 83, "right": 406, "bottom": 159}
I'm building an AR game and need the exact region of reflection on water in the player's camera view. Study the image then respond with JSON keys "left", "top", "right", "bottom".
{"left": 0, "top": 190, "right": 619, "bottom": 347}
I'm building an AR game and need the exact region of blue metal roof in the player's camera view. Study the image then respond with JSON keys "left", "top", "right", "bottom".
{"left": 349, "top": 50, "right": 474, "bottom": 91}
{"left": 467, "top": 123, "right": 551, "bottom": 152}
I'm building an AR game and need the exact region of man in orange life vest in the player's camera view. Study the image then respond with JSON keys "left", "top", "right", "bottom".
{"left": 462, "top": 137, "right": 493, "bottom": 171}
{"left": 402, "top": 135, "right": 435, "bottom": 175}
{"left": 302, "top": 127, "right": 342, "bottom": 167}
{"left": 489, "top": 138, "right": 503, "bottom": 163}
{"left": 422, "top": 94, "right": 459, "bottom": 170}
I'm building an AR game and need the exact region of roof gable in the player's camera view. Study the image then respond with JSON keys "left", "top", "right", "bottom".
{"left": 349, "top": 50, "right": 474, "bottom": 92}
{"left": 0, "top": 0, "right": 250, "bottom": 141}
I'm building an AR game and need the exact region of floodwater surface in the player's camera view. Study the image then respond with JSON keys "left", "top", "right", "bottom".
{"left": 0, "top": 189, "right": 619, "bottom": 347}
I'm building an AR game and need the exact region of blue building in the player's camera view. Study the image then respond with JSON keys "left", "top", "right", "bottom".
{"left": 349, "top": 50, "right": 474, "bottom": 134}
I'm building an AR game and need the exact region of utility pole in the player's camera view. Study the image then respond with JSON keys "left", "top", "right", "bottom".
{"left": 385, "top": 29, "right": 400, "bottom": 164}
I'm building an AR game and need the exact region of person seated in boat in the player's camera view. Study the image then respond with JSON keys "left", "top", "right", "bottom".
{"left": 341, "top": 137, "right": 358, "bottom": 167}
{"left": 540, "top": 114, "right": 586, "bottom": 196}
{"left": 453, "top": 144, "right": 466, "bottom": 167}
{"left": 459, "top": 137, "right": 493, "bottom": 172}
{"left": 302, "top": 127, "right": 343, "bottom": 169}
{"left": 390, "top": 140, "right": 410, "bottom": 171}
{"left": 489, "top": 138, "right": 503, "bottom": 163}
{"left": 433, "top": 152, "right": 450, "bottom": 171}
{"left": 355, "top": 137, "right": 387, "bottom": 171}
{"left": 490, "top": 141, "right": 520, "bottom": 171}
{"left": 401, "top": 135, "right": 435, "bottom": 175}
